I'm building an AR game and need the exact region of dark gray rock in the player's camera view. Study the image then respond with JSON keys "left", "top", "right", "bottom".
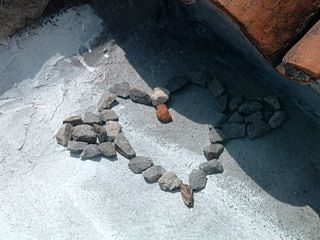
{"left": 80, "top": 144, "right": 100, "bottom": 159}
{"left": 188, "top": 68, "right": 211, "bottom": 88}
{"left": 228, "top": 111, "right": 244, "bottom": 123}
{"left": 189, "top": 169, "right": 207, "bottom": 190}
{"left": 142, "top": 165, "right": 166, "bottom": 183}
{"left": 264, "top": 95, "right": 280, "bottom": 111}
{"left": 108, "top": 82, "right": 130, "bottom": 98}
{"left": 247, "top": 120, "right": 271, "bottom": 139}
{"left": 129, "top": 88, "right": 152, "bottom": 106}
{"left": 67, "top": 141, "right": 88, "bottom": 153}
{"left": 199, "top": 160, "right": 224, "bottom": 175}
{"left": 222, "top": 123, "right": 246, "bottom": 139}
{"left": 56, "top": 123, "right": 73, "bottom": 147}
{"left": 158, "top": 171, "right": 182, "bottom": 192}
{"left": 83, "top": 112, "right": 103, "bottom": 126}
{"left": 203, "top": 144, "right": 224, "bottom": 160}
{"left": 238, "top": 101, "right": 263, "bottom": 115}
{"left": 97, "top": 142, "right": 116, "bottom": 157}
{"left": 216, "top": 94, "right": 228, "bottom": 112}
{"left": 128, "top": 156, "right": 154, "bottom": 174}
{"left": 262, "top": 106, "right": 275, "bottom": 122}
{"left": 208, "top": 129, "right": 227, "bottom": 144}
{"left": 63, "top": 115, "right": 83, "bottom": 126}
{"left": 228, "top": 95, "right": 243, "bottom": 112}
{"left": 114, "top": 133, "right": 136, "bottom": 159}
{"left": 165, "top": 76, "right": 190, "bottom": 94}
{"left": 268, "top": 111, "right": 287, "bottom": 129}
{"left": 97, "top": 92, "right": 117, "bottom": 112}
{"left": 106, "top": 121, "right": 121, "bottom": 142}
{"left": 244, "top": 111, "right": 263, "bottom": 123}
{"left": 72, "top": 125, "right": 97, "bottom": 144}
{"left": 99, "top": 109, "right": 119, "bottom": 122}
{"left": 211, "top": 113, "right": 228, "bottom": 128}
{"left": 93, "top": 124, "right": 108, "bottom": 143}
{"left": 208, "top": 79, "right": 225, "bottom": 98}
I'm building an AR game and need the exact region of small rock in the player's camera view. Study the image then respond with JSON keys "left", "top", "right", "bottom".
{"left": 128, "top": 156, "right": 154, "bottom": 174}
{"left": 108, "top": 82, "right": 130, "bottom": 98}
{"left": 129, "top": 88, "right": 152, "bottom": 105}
{"left": 199, "top": 160, "right": 224, "bottom": 175}
{"left": 188, "top": 68, "right": 211, "bottom": 88}
{"left": 151, "top": 87, "right": 170, "bottom": 106}
{"left": 99, "top": 109, "right": 119, "bottom": 122}
{"left": 156, "top": 104, "right": 172, "bottom": 123}
{"left": 247, "top": 120, "right": 271, "bottom": 139}
{"left": 189, "top": 169, "right": 207, "bottom": 190}
{"left": 93, "top": 124, "right": 108, "bottom": 143}
{"left": 203, "top": 144, "right": 224, "bottom": 160}
{"left": 268, "top": 111, "right": 287, "bottom": 129}
{"left": 238, "top": 101, "right": 263, "bottom": 115}
{"left": 67, "top": 141, "right": 88, "bottom": 153}
{"left": 72, "top": 125, "right": 97, "bottom": 144}
{"left": 165, "top": 76, "right": 190, "bottom": 94}
{"left": 106, "top": 121, "right": 121, "bottom": 141}
{"left": 228, "top": 111, "right": 244, "bottom": 123}
{"left": 216, "top": 94, "right": 228, "bottom": 112}
{"left": 228, "top": 95, "right": 243, "bottom": 112}
{"left": 264, "top": 95, "right": 280, "bottom": 111}
{"left": 208, "top": 128, "right": 227, "bottom": 144}
{"left": 262, "top": 106, "right": 275, "bottom": 122}
{"left": 180, "top": 184, "right": 194, "bottom": 208}
{"left": 114, "top": 133, "right": 136, "bottom": 159}
{"left": 142, "top": 165, "right": 166, "bottom": 183}
{"left": 80, "top": 144, "right": 101, "bottom": 159}
{"left": 222, "top": 123, "right": 246, "bottom": 139}
{"left": 208, "top": 79, "right": 225, "bottom": 98}
{"left": 63, "top": 115, "right": 83, "bottom": 126}
{"left": 83, "top": 112, "right": 103, "bottom": 126}
{"left": 158, "top": 171, "right": 182, "bottom": 192}
{"left": 97, "top": 142, "right": 116, "bottom": 157}
{"left": 212, "top": 113, "right": 228, "bottom": 128}
{"left": 97, "top": 92, "right": 117, "bottom": 112}
{"left": 56, "top": 123, "right": 73, "bottom": 147}
{"left": 244, "top": 111, "right": 263, "bottom": 123}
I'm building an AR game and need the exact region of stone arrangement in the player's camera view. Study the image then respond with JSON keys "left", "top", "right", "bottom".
{"left": 56, "top": 70, "right": 288, "bottom": 208}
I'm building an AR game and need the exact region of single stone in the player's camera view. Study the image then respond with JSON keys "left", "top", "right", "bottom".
{"left": 222, "top": 123, "right": 246, "bottom": 139}
{"left": 189, "top": 169, "right": 207, "bottom": 190}
{"left": 106, "top": 121, "right": 121, "bottom": 141}
{"left": 156, "top": 104, "right": 172, "bottom": 123}
{"left": 158, "top": 171, "right": 182, "bottom": 192}
{"left": 151, "top": 87, "right": 170, "bottom": 106}
{"left": 228, "top": 95, "right": 243, "bottom": 112}
{"left": 188, "top": 68, "right": 211, "bottom": 88}
{"left": 268, "top": 111, "right": 287, "bottom": 129}
{"left": 63, "top": 115, "right": 83, "bottom": 126}
{"left": 208, "top": 128, "right": 228, "bottom": 143}
{"left": 228, "top": 111, "right": 244, "bottom": 123}
{"left": 99, "top": 109, "right": 119, "bottom": 122}
{"left": 238, "top": 101, "right": 263, "bottom": 115}
{"left": 165, "top": 76, "right": 190, "bottom": 94}
{"left": 82, "top": 112, "right": 103, "bottom": 126}
{"left": 80, "top": 144, "right": 100, "bottom": 159}
{"left": 264, "top": 95, "right": 281, "bottom": 111}
{"left": 142, "top": 165, "right": 166, "bottom": 183}
{"left": 212, "top": 113, "right": 228, "bottom": 128}
{"left": 108, "top": 82, "right": 130, "bottom": 98}
{"left": 67, "top": 141, "right": 88, "bottom": 153}
{"left": 93, "top": 124, "right": 108, "bottom": 143}
{"left": 216, "top": 94, "right": 228, "bottom": 112}
{"left": 114, "top": 133, "right": 136, "bottom": 159}
{"left": 72, "top": 125, "right": 97, "bottom": 144}
{"left": 262, "top": 106, "right": 275, "bottom": 122}
{"left": 247, "top": 120, "right": 271, "bottom": 139}
{"left": 97, "top": 92, "right": 117, "bottom": 112}
{"left": 97, "top": 142, "right": 116, "bottom": 157}
{"left": 208, "top": 79, "right": 225, "bottom": 98}
{"left": 129, "top": 88, "right": 152, "bottom": 105}
{"left": 203, "top": 144, "right": 224, "bottom": 160}
{"left": 244, "top": 111, "right": 263, "bottom": 123}
{"left": 180, "top": 184, "right": 194, "bottom": 208}
{"left": 128, "top": 156, "right": 154, "bottom": 174}
{"left": 56, "top": 123, "right": 73, "bottom": 147}
{"left": 199, "top": 160, "right": 224, "bottom": 175}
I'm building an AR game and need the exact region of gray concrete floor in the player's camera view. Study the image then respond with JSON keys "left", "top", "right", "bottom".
{"left": 0, "top": 5, "right": 319, "bottom": 240}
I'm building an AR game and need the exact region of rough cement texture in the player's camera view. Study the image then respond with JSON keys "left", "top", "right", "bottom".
{"left": 0, "top": 5, "right": 319, "bottom": 240}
